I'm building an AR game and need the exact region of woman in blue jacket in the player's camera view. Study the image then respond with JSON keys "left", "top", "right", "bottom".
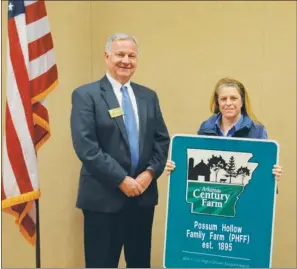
{"left": 166, "top": 77, "right": 282, "bottom": 180}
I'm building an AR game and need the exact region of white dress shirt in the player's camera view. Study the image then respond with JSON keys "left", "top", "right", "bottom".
{"left": 106, "top": 72, "right": 139, "bottom": 132}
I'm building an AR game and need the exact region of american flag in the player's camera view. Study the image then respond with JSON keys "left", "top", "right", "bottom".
{"left": 2, "top": 0, "right": 58, "bottom": 245}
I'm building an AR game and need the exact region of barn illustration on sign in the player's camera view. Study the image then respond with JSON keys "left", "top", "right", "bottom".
{"left": 186, "top": 149, "right": 258, "bottom": 217}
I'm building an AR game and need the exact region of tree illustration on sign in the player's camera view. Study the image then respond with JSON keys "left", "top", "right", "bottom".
{"left": 225, "top": 156, "right": 237, "bottom": 183}
{"left": 207, "top": 155, "right": 227, "bottom": 182}
{"left": 236, "top": 166, "right": 251, "bottom": 185}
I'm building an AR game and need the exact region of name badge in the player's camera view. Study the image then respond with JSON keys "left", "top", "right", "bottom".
{"left": 109, "top": 107, "right": 124, "bottom": 118}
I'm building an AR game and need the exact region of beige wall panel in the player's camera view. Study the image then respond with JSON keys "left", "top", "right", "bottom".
{"left": 260, "top": 2, "right": 296, "bottom": 267}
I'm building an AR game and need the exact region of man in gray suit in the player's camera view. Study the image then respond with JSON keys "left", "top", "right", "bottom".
{"left": 70, "top": 33, "right": 170, "bottom": 268}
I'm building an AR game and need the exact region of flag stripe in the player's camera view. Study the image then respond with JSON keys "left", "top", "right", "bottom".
{"left": 28, "top": 198, "right": 36, "bottom": 222}
{"left": 35, "top": 124, "right": 48, "bottom": 137}
{"left": 6, "top": 89, "right": 39, "bottom": 192}
{"left": 7, "top": 41, "right": 39, "bottom": 191}
{"left": 29, "top": 48, "right": 56, "bottom": 80}
{"left": 11, "top": 202, "right": 36, "bottom": 236}
{"left": 14, "top": 14, "right": 29, "bottom": 69}
{"left": 8, "top": 18, "right": 34, "bottom": 137}
{"left": 3, "top": 139, "right": 21, "bottom": 197}
{"left": 27, "top": 16, "right": 50, "bottom": 43}
{"left": 31, "top": 64, "right": 58, "bottom": 102}
{"left": 35, "top": 125, "right": 49, "bottom": 146}
{"left": 5, "top": 107, "right": 34, "bottom": 193}
{"left": 20, "top": 213, "right": 36, "bottom": 236}
{"left": 2, "top": 181, "right": 7, "bottom": 200}
{"left": 12, "top": 202, "right": 26, "bottom": 214}
{"left": 25, "top": 0, "right": 46, "bottom": 25}
{"left": 33, "top": 103, "right": 50, "bottom": 148}
{"left": 28, "top": 32, "right": 53, "bottom": 61}
{"left": 24, "top": 0, "right": 37, "bottom": 7}
{"left": 33, "top": 102, "right": 49, "bottom": 120}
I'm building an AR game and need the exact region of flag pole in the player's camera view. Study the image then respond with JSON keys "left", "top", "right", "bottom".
{"left": 36, "top": 199, "right": 41, "bottom": 268}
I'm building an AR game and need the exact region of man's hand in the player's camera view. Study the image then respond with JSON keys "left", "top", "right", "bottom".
{"left": 135, "top": 170, "right": 154, "bottom": 192}
{"left": 119, "top": 176, "right": 144, "bottom": 197}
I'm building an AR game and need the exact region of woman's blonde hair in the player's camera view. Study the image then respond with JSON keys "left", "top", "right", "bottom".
{"left": 209, "top": 77, "right": 261, "bottom": 124}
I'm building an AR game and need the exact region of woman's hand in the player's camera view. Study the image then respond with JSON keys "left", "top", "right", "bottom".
{"left": 165, "top": 160, "right": 176, "bottom": 176}
{"left": 272, "top": 164, "right": 282, "bottom": 181}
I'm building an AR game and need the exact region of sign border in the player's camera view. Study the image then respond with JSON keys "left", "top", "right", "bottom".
{"left": 163, "top": 134, "right": 279, "bottom": 268}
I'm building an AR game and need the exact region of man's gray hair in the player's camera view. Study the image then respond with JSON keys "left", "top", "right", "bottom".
{"left": 105, "top": 33, "right": 139, "bottom": 54}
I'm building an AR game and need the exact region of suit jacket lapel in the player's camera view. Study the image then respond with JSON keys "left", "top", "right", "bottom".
{"left": 132, "top": 84, "right": 147, "bottom": 159}
{"left": 100, "top": 76, "right": 129, "bottom": 147}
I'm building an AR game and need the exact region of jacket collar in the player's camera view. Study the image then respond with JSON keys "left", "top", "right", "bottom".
{"left": 201, "top": 113, "right": 253, "bottom": 135}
